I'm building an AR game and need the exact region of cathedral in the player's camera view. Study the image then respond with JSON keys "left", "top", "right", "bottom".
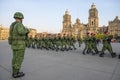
{"left": 62, "top": 3, "right": 99, "bottom": 39}
{"left": 108, "top": 16, "right": 120, "bottom": 38}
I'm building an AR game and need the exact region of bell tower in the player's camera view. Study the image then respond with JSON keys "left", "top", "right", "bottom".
{"left": 88, "top": 3, "right": 99, "bottom": 33}
{"left": 62, "top": 9, "right": 72, "bottom": 35}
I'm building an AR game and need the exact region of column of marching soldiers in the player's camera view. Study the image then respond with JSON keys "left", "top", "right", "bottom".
{"left": 25, "top": 32, "right": 120, "bottom": 58}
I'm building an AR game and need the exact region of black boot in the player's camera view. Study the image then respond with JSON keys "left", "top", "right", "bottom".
{"left": 111, "top": 53, "right": 116, "bottom": 58}
{"left": 74, "top": 47, "right": 76, "bottom": 50}
{"left": 12, "top": 72, "right": 25, "bottom": 78}
{"left": 95, "top": 50, "right": 99, "bottom": 54}
{"left": 99, "top": 53, "right": 104, "bottom": 57}
{"left": 82, "top": 51, "right": 85, "bottom": 55}
{"left": 119, "top": 54, "right": 120, "bottom": 59}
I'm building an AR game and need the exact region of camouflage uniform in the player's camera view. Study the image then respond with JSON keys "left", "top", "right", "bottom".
{"left": 8, "top": 12, "right": 29, "bottom": 78}
{"left": 99, "top": 32, "right": 116, "bottom": 58}
{"left": 77, "top": 37, "right": 82, "bottom": 47}
{"left": 82, "top": 33, "right": 90, "bottom": 55}
{"left": 91, "top": 34, "right": 99, "bottom": 54}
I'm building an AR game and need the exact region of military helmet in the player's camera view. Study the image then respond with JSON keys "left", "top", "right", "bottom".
{"left": 14, "top": 12, "right": 24, "bottom": 19}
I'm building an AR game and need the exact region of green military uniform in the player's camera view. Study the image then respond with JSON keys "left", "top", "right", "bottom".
{"left": 61, "top": 36, "right": 68, "bottom": 51}
{"left": 8, "top": 12, "right": 29, "bottom": 78}
{"left": 99, "top": 34, "right": 116, "bottom": 58}
{"left": 83, "top": 36, "right": 89, "bottom": 54}
{"left": 91, "top": 35, "right": 99, "bottom": 54}
{"left": 69, "top": 36, "right": 76, "bottom": 50}
{"left": 77, "top": 37, "right": 82, "bottom": 47}
{"left": 82, "top": 33, "right": 91, "bottom": 55}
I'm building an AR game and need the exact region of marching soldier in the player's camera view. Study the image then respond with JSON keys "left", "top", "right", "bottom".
{"left": 91, "top": 33, "right": 99, "bottom": 54}
{"left": 77, "top": 36, "right": 82, "bottom": 47}
{"left": 99, "top": 31, "right": 116, "bottom": 58}
{"left": 82, "top": 32, "right": 90, "bottom": 55}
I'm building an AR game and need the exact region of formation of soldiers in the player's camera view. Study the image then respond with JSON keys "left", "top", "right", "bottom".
{"left": 82, "top": 32, "right": 117, "bottom": 58}
{"left": 25, "top": 34, "right": 77, "bottom": 51}
{"left": 82, "top": 32, "right": 99, "bottom": 55}
{"left": 25, "top": 32, "right": 120, "bottom": 59}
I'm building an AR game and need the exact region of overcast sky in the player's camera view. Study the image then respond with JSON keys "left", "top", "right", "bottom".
{"left": 0, "top": 0, "right": 120, "bottom": 33}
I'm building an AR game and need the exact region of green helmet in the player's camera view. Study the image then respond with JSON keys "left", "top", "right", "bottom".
{"left": 14, "top": 12, "right": 24, "bottom": 19}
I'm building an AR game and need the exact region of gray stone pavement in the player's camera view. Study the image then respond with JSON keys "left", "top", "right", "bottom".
{"left": 0, "top": 40, "right": 120, "bottom": 80}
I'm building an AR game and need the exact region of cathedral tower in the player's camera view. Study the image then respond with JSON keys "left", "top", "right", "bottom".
{"left": 62, "top": 9, "right": 72, "bottom": 35}
{"left": 88, "top": 3, "right": 99, "bottom": 33}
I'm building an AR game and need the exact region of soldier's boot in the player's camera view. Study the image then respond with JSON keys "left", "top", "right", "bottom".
{"left": 95, "top": 50, "right": 99, "bottom": 54}
{"left": 52, "top": 47, "right": 54, "bottom": 50}
{"left": 61, "top": 48, "right": 64, "bottom": 51}
{"left": 60, "top": 48, "right": 63, "bottom": 51}
{"left": 82, "top": 51, "right": 85, "bottom": 55}
{"left": 111, "top": 53, "right": 117, "bottom": 58}
{"left": 46, "top": 47, "right": 49, "bottom": 50}
{"left": 119, "top": 54, "right": 120, "bottom": 59}
{"left": 69, "top": 47, "right": 72, "bottom": 50}
{"left": 99, "top": 53, "right": 104, "bottom": 57}
{"left": 79, "top": 44, "right": 81, "bottom": 47}
{"left": 74, "top": 47, "right": 76, "bottom": 50}
{"left": 86, "top": 50, "right": 90, "bottom": 54}
{"left": 12, "top": 72, "right": 25, "bottom": 78}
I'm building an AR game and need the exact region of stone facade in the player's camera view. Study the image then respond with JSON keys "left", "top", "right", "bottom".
{"left": 108, "top": 16, "right": 120, "bottom": 38}
{"left": 28, "top": 28, "right": 37, "bottom": 38}
{"left": 62, "top": 3, "right": 99, "bottom": 39}
{"left": 88, "top": 3, "right": 99, "bottom": 33}
{"left": 62, "top": 9, "right": 72, "bottom": 36}
{"left": 72, "top": 19, "right": 87, "bottom": 39}
{"left": 98, "top": 25, "right": 108, "bottom": 34}
{"left": 0, "top": 25, "right": 9, "bottom": 40}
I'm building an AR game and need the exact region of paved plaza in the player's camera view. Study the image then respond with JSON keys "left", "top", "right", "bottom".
{"left": 0, "top": 40, "right": 120, "bottom": 80}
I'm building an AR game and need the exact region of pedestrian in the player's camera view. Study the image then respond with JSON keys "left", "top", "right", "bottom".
{"left": 8, "top": 12, "right": 29, "bottom": 78}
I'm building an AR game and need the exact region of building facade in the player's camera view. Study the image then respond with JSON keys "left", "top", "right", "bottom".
{"left": 0, "top": 25, "right": 9, "bottom": 40}
{"left": 28, "top": 28, "right": 37, "bottom": 38}
{"left": 88, "top": 3, "right": 99, "bottom": 33}
{"left": 98, "top": 25, "right": 108, "bottom": 34}
{"left": 62, "top": 9, "right": 72, "bottom": 36}
{"left": 108, "top": 16, "right": 120, "bottom": 38}
{"left": 62, "top": 3, "right": 99, "bottom": 39}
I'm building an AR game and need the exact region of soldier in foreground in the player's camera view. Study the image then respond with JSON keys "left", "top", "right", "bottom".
{"left": 8, "top": 12, "right": 29, "bottom": 78}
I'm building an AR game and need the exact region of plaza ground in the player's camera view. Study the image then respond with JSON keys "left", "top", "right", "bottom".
{"left": 0, "top": 40, "right": 120, "bottom": 80}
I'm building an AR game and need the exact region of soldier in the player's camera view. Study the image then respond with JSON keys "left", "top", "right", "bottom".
{"left": 77, "top": 36, "right": 82, "bottom": 47}
{"left": 99, "top": 31, "right": 116, "bottom": 58}
{"left": 90, "top": 33, "right": 99, "bottom": 54}
{"left": 82, "top": 32, "right": 90, "bottom": 55}
{"left": 61, "top": 34, "right": 68, "bottom": 51}
{"left": 8, "top": 12, "right": 29, "bottom": 78}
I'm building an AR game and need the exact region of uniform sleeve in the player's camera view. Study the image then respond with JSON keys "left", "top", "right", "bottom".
{"left": 15, "top": 23, "right": 29, "bottom": 35}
